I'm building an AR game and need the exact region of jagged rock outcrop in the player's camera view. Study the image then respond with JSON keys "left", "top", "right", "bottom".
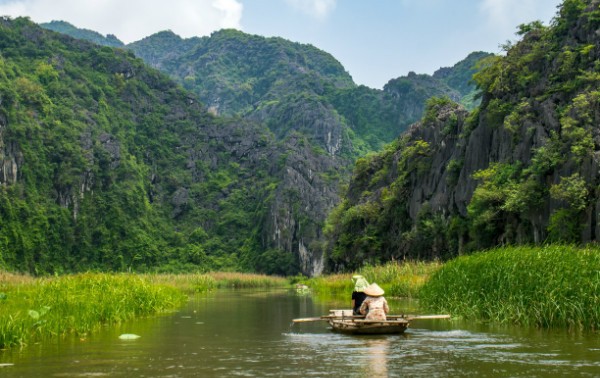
{"left": 326, "top": 0, "right": 600, "bottom": 271}
{"left": 10, "top": 18, "right": 490, "bottom": 275}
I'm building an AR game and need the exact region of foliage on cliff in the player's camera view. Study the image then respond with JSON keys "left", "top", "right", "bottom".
{"left": 0, "top": 17, "right": 300, "bottom": 275}
{"left": 128, "top": 29, "right": 355, "bottom": 117}
{"left": 21, "top": 19, "right": 489, "bottom": 275}
{"left": 127, "top": 29, "right": 489, "bottom": 154}
{"left": 41, "top": 20, "right": 124, "bottom": 48}
{"left": 325, "top": 0, "right": 600, "bottom": 271}
{"left": 125, "top": 27, "right": 490, "bottom": 273}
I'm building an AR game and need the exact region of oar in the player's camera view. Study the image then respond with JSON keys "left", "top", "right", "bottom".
{"left": 292, "top": 317, "right": 328, "bottom": 323}
{"left": 406, "top": 314, "right": 451, "bottom": 321}
{"left": 293, "top": 315, "right": 366, "bottom": 322}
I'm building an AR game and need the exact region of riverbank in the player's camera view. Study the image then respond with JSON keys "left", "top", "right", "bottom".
{"left": 303, "top": 245, "right": 600, "bottom": 330}
{"left": 420, "top": 245, "right": 600, "bottom": 330}
{"left": 0, "top": 271, "right": 289, "bottom": 349}
{"left": 303, "top": 261, "right": 441, "bottom": 299}
{"left": 145, "top": 272, "right": 289, "bottom": 292}
{"left": 0, "top": 273, "right": 185, "bottom": 349}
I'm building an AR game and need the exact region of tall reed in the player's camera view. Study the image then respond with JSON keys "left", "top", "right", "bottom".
{"left": 305, "top": 261, "right": 441, "bottom": 298}
{"left": 0, "top": 273, "right": 186, "bottom": 349}
{"left": 420, "top": 245, "right": 600, "bottom": 330}
{"left": 145, "top": 272, "right": 288, "bottom": 293}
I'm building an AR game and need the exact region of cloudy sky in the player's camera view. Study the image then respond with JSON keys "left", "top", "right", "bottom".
{"left": 0, "top": 0, "right": 563, "bottom": 88}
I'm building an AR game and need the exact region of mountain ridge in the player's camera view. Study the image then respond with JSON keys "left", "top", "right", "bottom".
{"left": 324, "top": 0, "right": 600, "bottom": 271}
{"left": 0, "top": 17, "right": 491, "bottom": 275}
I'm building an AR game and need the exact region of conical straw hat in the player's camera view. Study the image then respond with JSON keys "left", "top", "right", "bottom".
{"left": 364, "top": 283, "right": 384, "bottom": 297}
{"left": 352, "top": 275, "right": 369, "bottom": 292}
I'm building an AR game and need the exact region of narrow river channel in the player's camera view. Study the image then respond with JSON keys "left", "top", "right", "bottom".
{"left": 1, "top": 288, "right": 600, "bottom": 377}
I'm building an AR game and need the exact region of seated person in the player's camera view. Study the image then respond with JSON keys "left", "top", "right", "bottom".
{"left": 359, "top": 283, "right": 389, "bottom": 321}
{"left": 351, "top": 275, "right": 369, "bottom": 315}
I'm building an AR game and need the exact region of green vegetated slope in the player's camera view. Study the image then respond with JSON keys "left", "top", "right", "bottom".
{"left": 126, "top": 29, "right": 489, "bottom": 154}
{"left": 42, "top": 22, "right": 490, "bottom": 153}
{"left": 128, "top": 29, "right": 354, "bottom": 116}
{"left": 433, "top": 51, "right": 493, "bottom": 109}
{"left": 35, "top": 21, "right": 489, "bottom": 275}
{"left": 0, "top": 17, "right": 305, "bottom": 275}
{"left": 41, "top": 20, "right": 124, "bottom": 48}
{"left": 325, "top": 0, "right": 600, "bottom": 271}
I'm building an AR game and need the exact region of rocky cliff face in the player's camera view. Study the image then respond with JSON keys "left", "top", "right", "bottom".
{"left": 326, "top": 0, "right": 600, "bottom": 270}
{"left": 128, "top": 29, "right": 355, "bottom": 117}
{"left": 26, "top": 19, "right": 490, "bottom": 275}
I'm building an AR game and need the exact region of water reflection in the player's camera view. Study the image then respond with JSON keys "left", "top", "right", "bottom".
{"left": 1, "top": 289, "right": 600, "bottom": 377}
{"left": 361, "top": 338, "right": 390, "bottom": 378}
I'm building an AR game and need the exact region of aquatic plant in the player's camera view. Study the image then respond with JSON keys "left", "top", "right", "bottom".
{"left": 305, "top": 261, "right": 440, "bottom": 298}
{"left": 209, "top": 272, "right": 287, "bottom": 288}
{"left": 145, "top": 272, "right": 288, "bottom": 292}
{"left": 420, "top": 245, "right": 600, "bottom": 330}
{"left": 0, "top": 273, "right": 185, "bottom": 349}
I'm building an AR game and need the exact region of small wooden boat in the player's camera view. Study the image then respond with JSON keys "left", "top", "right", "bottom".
{"left": 292, "top": 309, "right": 450, "bottom": 335}
{"left": 326, "top": 310, "right": 408, "bottom": 335}
{"left": 328, "top": 318, "right": 409, "bottom": 335}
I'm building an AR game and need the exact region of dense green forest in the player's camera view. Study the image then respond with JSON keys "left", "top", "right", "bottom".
{"left": 325, "top": 0, "right": 600, "bottom": 270}
{"left": 126, "top": 29, "right": 487, "bottom": 155}
{"left": 0, "top": 17, "right": 298, "bottom": 274}
{"left": 0, "top": 19, "right": 485, "bottom": 276}
{"left": 42, "top": 20, "right": 124, "bottom": 48}
{"left": 3, "top": 1, "right": 597, "bottom": 275}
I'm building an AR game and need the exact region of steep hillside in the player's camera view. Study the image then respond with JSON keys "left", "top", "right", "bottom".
{"left": 433, "top": 51, "right": 493, "bottom": 109}
{"left": 128, "top": 29, "right": 355, "bottom": 116}
{"left": 40, "top": 23, "right": 489, "bottom": 154}
{"left": 25, "top": 20, "right": 489, "bottom": 275}
{"left": 41, "top": 20, "right": 124, "bottom": 48}
{"left": 325, "top": 0, "right": 600, "bottom": 271}
{"left": 0, "top": 17, "right": 334, "bottom": 275}
{"left": 127, "top": 29, "right": 488, "bottom": 153}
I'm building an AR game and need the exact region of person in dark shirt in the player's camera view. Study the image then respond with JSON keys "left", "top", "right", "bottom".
{"left": 351, "top": 275, "right": 369, "bottom": 315}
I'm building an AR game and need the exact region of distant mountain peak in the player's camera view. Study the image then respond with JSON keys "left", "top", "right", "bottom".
{"left": 41, "top": 20, "right": 124, "bottom": 47}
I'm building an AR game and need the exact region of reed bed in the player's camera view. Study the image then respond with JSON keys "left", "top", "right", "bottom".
{"left": 145, "top": 272, "right": 288, "bottom": 293}
{"left": 420, "top": 245, "right": 600, "bottom": 330}
{"left": 0, "top": 273, "right": 186, "bottom": 349}
{"left": 305, "top": 261, "right": 441, "bottom": 298}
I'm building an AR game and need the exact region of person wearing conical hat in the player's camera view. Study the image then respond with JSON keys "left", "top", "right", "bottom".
{"left": 351, "top": 275, "right": 369, "bottom": 315}
{"left": 359, "top": 283, "right": 389, "bottom": 321}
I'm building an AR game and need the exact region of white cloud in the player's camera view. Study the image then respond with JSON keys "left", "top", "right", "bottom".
{"left": 285, "top": 0, "right": 336, "bottom": 20}
{"left": 478, "top": 0, "right": 555, "bottom": 34}
{"left": 0, "top": 0, "right": 243, "bottom": 43}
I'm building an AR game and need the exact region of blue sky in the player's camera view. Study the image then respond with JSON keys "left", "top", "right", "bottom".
{"left": 0, "top": 0, "right": 563, "bottom": 88}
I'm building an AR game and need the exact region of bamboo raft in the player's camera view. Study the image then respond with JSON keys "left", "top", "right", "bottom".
{"left": 293, "top": 310, "right": 450, "bottom": 335}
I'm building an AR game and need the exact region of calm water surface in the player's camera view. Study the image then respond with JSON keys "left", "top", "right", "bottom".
{"left": 1, "top": 288, "right": 600, "bottom": 377}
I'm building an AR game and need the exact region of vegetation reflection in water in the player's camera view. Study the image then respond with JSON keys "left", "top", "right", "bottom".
{"left": 0, "top": 271, "right": 286, "bottom": 350}
{"left": 1, "top": 288, "right": 600, "bottom": 376}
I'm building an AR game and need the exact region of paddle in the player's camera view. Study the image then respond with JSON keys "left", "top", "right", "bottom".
{"left": 292, "top": 314, "right": 451, "bottom": 323}
{"left": 406, "top": 314, "right": 451, "bottom": 320}
{"left": 292, "top": 317, "right": 327, "bottom": 323}
{"left": 292, "top": 315, "right": 362, "bottom": 322}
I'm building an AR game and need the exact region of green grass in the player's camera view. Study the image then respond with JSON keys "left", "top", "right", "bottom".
{"left": 304, "top": 261, "right": 441, "bottom": 299}
{"left": 145, "top": 272, "right": 289, "bottom": 293}
{"left": 420, "top": 245, "right": 600, "bottom": 330}
{"left": 0, "top": 273, "right": 186, "bottom": 349}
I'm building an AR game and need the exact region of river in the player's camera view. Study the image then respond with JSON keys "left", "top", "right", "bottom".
{"left": 1, "top": 288, "right": 600, "bottom": 377}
